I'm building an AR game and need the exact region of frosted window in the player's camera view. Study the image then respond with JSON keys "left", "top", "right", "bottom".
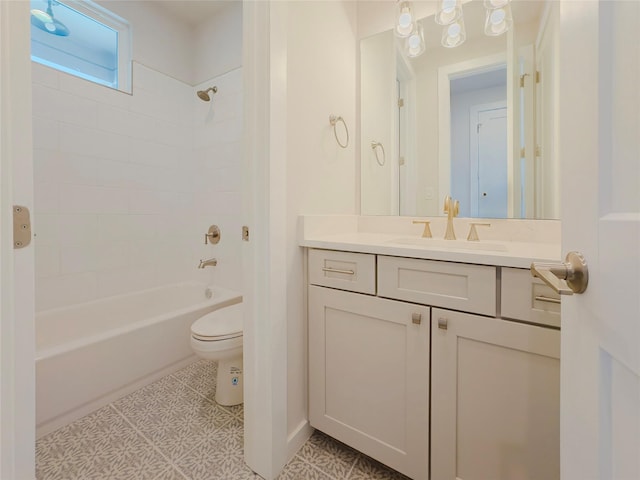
{"left": 30, "top": 0, "right": 131, "bottom": 92}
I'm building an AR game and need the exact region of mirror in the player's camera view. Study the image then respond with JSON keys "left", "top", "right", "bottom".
{"left": 360, "top": 0, "right": 559, "bottom": 219}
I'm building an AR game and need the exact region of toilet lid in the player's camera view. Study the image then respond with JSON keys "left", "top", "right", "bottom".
{"left": 191, "top": 303, "right": 243, "bottom": 340}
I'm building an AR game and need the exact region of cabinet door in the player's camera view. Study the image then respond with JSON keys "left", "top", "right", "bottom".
{"left": 309, "top": 285, "right": 430, "bottom": 480}
{"left": 431, "top": 309, "right": 560, "bottom": 480}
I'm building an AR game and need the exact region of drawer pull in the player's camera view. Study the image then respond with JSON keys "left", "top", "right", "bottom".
{"left": 438, "top": 318, "right": 448, "bottom": 330}
{"left": 322, "top": 267, "right": 355, "bottom": 275}
{"left": 412, "top": 313, "right": 422, "bottom": 325}
{"left": 535, "top": 295, "right": 561, "bottom": 304}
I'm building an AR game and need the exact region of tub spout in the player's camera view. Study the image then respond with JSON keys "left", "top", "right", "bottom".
{"left": 198, "top": 258, "right": 217, "bottom": 268}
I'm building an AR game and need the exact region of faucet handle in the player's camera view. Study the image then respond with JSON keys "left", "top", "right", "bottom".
{"left": 412, "top": 220, "right": 432, "bottom": 238}
{"left": 467, "top": 222, "right": 491, "bottom": 241}
{"left": 204, "top": 225, "right": 221, "bottom": 245}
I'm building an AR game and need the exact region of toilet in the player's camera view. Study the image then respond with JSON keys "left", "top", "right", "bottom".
{"left": 190, "top": 303, "right": 243, "bottom": 406}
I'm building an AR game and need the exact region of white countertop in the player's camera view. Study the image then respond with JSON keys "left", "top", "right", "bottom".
{"left": 299, "top": 231, "right": 561, "bottom": 269}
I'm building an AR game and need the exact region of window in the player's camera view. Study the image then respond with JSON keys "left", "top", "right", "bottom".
{"left": 30, "top": 0, "right": 131, "bottom": 92}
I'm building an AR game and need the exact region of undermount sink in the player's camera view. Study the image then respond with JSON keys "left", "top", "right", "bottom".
{"left": 386, "top": 237, "right": 509, "bottom": 252}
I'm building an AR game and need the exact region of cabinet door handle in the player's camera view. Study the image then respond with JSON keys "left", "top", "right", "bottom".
{"left": 438, "top": 318, "right": 448, "bottom": 330}
{"left": 322, "top": 267, "right": 355, "bottom": 275}
{"left": 412, "top": 313, "right": 422, "bottom": 325}
{"left": 535, "top": 295, "right": 561, "bottom": 304}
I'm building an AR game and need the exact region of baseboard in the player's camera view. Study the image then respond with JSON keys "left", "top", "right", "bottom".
{"left": 286, "top": 419, "right": 314, "bottom": 462}
{"left": 36, "top": 355, "right": 198, "bottom": 439}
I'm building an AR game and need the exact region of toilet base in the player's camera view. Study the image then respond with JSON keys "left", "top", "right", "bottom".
{"left": 216, "top": 357, "right": 243, "bottom": 406}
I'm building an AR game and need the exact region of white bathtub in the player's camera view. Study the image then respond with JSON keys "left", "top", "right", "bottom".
{"left": 35, "top": 283, "right": 242, "bottom": 437}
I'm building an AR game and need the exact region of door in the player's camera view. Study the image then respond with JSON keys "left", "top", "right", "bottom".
{"left": 0, "top": 1, "right": 36, "bottom": 478}
{"left": 308, "top": 286, "right": 430, "bottom": 479}
{"left": 558, "top": 2, "right": 640, "bottom": 479}
{"left": 470, "top": 103, "right": 508, "bottom": 218}
{"left": 431, "top": 309, "right": 560, "bottom": 480}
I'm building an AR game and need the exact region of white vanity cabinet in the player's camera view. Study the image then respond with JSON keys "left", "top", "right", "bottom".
{"left": 308, "top": 285, "right": 430, "bottom": 480}
{"left": 430, "top": 308, "right": 560, "bottom": 480}
{"left": 307, "top": 248, "right": 560, "bottom": 480}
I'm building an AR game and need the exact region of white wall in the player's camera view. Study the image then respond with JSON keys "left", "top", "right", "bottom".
{"left": 360, "top": 30, "right": 396, "bottom": 216}
{"left": 193, "top": 2, "right": 243, "bottom": 85}
{"left": 284, "top": 0, "right": 358, "bottom": 452}
{"left": 97, "top": 1, "right": 194, "bottom": 85}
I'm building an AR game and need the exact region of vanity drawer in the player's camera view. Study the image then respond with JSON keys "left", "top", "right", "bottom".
{"left": 501, "top": 267, "right": 561, "bottom": 328}
{"left": 377, "top": 256, "right": 496, "bottom": 316}
{"left": 308, "top": 249, "right": 376, "bottom": 295}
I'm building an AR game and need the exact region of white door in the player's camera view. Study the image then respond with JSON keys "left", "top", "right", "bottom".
{"left": 470, "top": 103, "right": 508, "bottom": 218}
{"left": 558, "top": 2, "right": 640, "bottom": 479}
{"left": 0, "top": 1, "right": 36, "bottom": 478}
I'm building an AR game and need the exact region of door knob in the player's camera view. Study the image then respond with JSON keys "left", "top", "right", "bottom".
{"left": 530, "top": 251, "right": 588, "bottom": 295}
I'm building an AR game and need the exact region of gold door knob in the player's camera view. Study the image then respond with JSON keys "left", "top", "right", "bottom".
{"left": 530, "top": 251, "right": 589, "bottom": 295}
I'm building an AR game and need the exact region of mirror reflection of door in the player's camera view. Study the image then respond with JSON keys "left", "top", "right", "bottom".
{"left": 450, "top": 67, "right": 507, "bottom": 217}
{"left": 473, "top": 103, "right": 507, "bottom": 217}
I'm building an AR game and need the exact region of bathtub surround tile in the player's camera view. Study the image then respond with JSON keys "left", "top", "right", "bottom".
{"left": 36, "top": 272, "right": 98, "bottom": 312}
{"left": 32, "top": 62, "right": 60, "bottom": 89}
{"left": 32, "top": 116, "right": 60, "bottom": 151}
{"left": 33, "top": 63, "right": 245, "bottom": 309}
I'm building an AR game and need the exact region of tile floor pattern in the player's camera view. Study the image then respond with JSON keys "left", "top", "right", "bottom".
{"left": 36, "top": 360, "right": 410, "bottom": 480}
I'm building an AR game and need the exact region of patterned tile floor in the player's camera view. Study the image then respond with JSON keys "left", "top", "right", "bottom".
{"left": 36, "top": 359, "right": 410, "bottom": 480}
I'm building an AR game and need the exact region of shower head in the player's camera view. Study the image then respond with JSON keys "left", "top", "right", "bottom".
{"left": 197, "top": 86, "right": 218, "bottom": 102}
{"left": 31, "top": 0, "right": 70, "bottom": 37}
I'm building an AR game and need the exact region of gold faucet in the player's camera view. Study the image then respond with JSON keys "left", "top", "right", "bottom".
{"left": 443, "top": 195, "right": 459, "bottom": 240}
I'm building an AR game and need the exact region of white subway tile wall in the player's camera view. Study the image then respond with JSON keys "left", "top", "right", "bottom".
{"left": 33, "top": 62, "right": 243, "bottom": 311}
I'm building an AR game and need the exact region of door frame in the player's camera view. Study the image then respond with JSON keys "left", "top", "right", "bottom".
{"left": 0, "top": 1, "right": 36, "bottom": 478}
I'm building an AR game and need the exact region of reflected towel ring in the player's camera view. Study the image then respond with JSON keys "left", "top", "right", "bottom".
{"left": 329, "top": 115, "right": 349, "bottom": 148}
{"left": 371, "top": 141, "right": 386, "bottom": 166}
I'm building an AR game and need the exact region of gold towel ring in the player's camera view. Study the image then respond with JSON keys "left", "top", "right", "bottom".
{"left": 329, "top": 115, "right": 349, "bottom": 148}
{"left": 371, "top": 141, "right": 385, "bottom": 166}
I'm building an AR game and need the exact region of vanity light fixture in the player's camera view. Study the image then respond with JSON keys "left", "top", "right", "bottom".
{"left": 441, "top": 17, "right": 466, "bottom": 48}
{"left": 406, "top": 21, "right": 426, "bottom": 58}
{"left": 435, "top": 0, "right": 462, "bottom": 26}
{"left": 395, "top": 0, "right": 416, "bottom": 38}
{"left": 484, "top": 0, "right": 513, "bottom": 36}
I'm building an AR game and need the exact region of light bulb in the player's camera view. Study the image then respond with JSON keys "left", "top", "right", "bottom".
{"left": 395, "top": 1, "right": 415, "bottom": 38}
{"left": 484, "top": 0, "right": 510, "bottom": 8}
{"left": 441, "top": 18, "right": 466, "bottom": 48}
{"left": 484, "top": 3, "right": 512, "bottom": 36}
{"left": 435, "top": 0, "right": 462, "bottom": 26}
{"left": 405, "top": 22, "right": 425, "bottom": 57}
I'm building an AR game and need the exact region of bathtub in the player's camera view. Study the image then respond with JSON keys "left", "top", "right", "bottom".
{"left": 35, "top": 283, "right": 242, "bottom": 438}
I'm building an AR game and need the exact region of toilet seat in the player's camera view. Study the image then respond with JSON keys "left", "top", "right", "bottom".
{"left": 191, "top": 303, "right": 243, "bottom": 341}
